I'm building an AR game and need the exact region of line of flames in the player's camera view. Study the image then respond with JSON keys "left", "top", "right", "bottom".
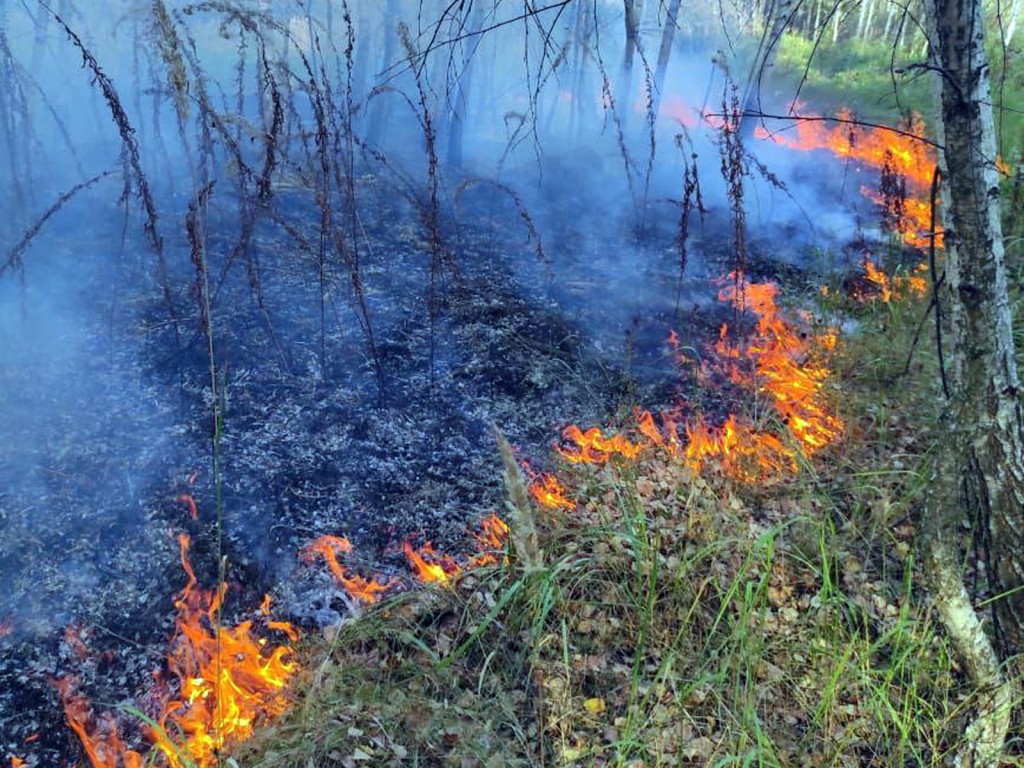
{"left": 550, "top": 273, "right": 844, "bottom": 483}
{"left": 302, "top": 514, "right": 511, "bottom": 604}
{"left": 50, "top": 99, "right": 942, "bottom": 764}
{"left": 752, "top": 106, "right": 945, "bottom": 249}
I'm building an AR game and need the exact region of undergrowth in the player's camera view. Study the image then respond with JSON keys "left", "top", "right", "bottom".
{"left": 233, "top": 278, "right": 1024, "bottom": 768}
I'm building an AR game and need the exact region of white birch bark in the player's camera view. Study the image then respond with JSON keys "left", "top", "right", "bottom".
{"left": 920, "top": 0, "right": 1024, "bottom": 763}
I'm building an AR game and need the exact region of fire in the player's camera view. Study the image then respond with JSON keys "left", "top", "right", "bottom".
{"left": 55, "top": 677, "right": 146, "bottom": 768}
{"left": 710, "top": 277, "right": 843, "bottom": 458}
{"left": 147, "top": 533, "right": 298, "bottom": 767}
{"left": 557, "top": 424, "right": 645, "bottom": 464}
{"left": 403, "top": 541, "right": 462, "bottom": 585}
{"left": 683, "top": 414, "right": 796, "bottom": 479}
{"left": 175, "top": 493, "right": 198, "bottom": 521}
{"left": 755, "top": 108, "right": 933, "bottom": 187}
{"left": 9, "top": 758, "right": 25, "bottom": 768}
{"left": 302, "top": 535, "right": 393, "bottom": 604}
{"left": 557, "top": 274, "right": 842, "bottom": 483}
{"left": 469, "top": 514, "right": 511, "bottom": 567}
{"left": 59, "top": 534, "right": 298, "bottom": 768}
{"left": 528, "top": 471, "right": 575, "bottom": 511}
{"left": 754, "top": 109, "right": 942, "bottom": 248}
{"left": 861, "top": 258, "right": 928, "bottom": 303}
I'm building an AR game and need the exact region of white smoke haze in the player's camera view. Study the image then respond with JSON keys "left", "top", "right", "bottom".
{"left": 0, "top": 0, "right": 891, "bottom": 762}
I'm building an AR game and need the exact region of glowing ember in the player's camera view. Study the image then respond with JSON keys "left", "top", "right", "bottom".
{"left": 403, "top": 541, "right": 462, "bottom": 585}
{"left": 556, "top": 424, "right": 645, "bottom": 465}
{"left": 10, "top": 757, "right": 26, "bottom": 768}
{"left": 63, "top": 625, "right": 90, "bottom": 662}
{"left": 302, "top": 535, "right": 393, "bottom": 604}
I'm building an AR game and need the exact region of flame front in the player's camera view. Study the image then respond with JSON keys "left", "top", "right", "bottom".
{"left": 557, "top": 273, "right": 843, "bottom": 484}
{"left": 755, "top": 108, "right": 941, "bottom": 247}
{"left": 557, "top": 425, "right": 645, "bottom": 464}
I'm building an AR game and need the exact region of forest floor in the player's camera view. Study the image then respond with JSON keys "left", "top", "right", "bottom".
{"left": 231, "top": 256, "right": 1000, "bottom": 768}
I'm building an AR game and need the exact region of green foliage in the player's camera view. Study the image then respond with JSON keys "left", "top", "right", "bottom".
{"left": 773, "top": 33, "right": 934, "bottom": 125}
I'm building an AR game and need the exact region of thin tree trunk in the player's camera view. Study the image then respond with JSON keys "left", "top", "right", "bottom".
{"left": 1006, "top": 0, "right": 1022, "bottom": 46}
{"left": 653, "top": 0, "right": 682, "bottom": 112}
{"left": 446, "top": 2, "right": 483, "bottom": 169}
{"left": 620, "top": 0, "right": 643, "bottom": 109}
{"left": 366, "top": 0, "right": 399, "bottom": 145}
{"left": 741, "top": 0, "right": 795, "bottom": 136}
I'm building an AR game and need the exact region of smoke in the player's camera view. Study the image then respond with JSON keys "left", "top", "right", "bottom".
{"left": 0, "top": 2, "right": 889, "bottom": 760}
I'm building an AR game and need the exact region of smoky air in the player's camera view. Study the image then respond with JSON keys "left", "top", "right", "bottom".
{"left": 0, "top": 2, "right": 928, "bottom": 765}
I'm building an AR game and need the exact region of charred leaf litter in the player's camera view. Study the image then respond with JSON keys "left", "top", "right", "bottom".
{"left": 0, "top": 69, "right": 896, "bottom": 768}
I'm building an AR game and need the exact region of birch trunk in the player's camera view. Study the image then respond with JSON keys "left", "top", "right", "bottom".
{"left": 920, "top": 0, "right": 1024, "bottom": 762}
{"left": 1007, "top": 0, "right": 1021, "bottom": 46}
{"left": 620, "top": 0, "right": 644, "bottom": 109}
{"left": 653, "top": 0, "right": 682, "bottom": 111}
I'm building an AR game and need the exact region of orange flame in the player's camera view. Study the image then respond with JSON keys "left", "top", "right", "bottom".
{"left": 860, "top": 258, "right": 928, "bottom": 303}
{"left": 526, "top": 470, "right": 575, "bottom": 511}
{"left": 402, "top": 541, "right": 462, "bottom": 585}
{"left": 302, "top": 535, "right": 393, "bottom": 604}
{"left": 683, "top": 413, "right": 796, "bottom": 480}
{"left": 145, "top": 533, "right": 298, "bottom": 768}
{"left": 561, "top": 274, "right": 843, "bottom": 483}
{"left": 468, "top": 514, "right": 511, "bottom": 567}
{"left": 711, "top": 277, "right": 843, "bottom": 458}
{"left": 529, "top": 473, "right": 574, "bottom": 511}
{"left": 175, "top": 493, "right": 198, "bottom": 521}
{"left": 9, "top": 757, "right": 26, "bottom": 768}
{"left": 57, "top": 536, "right": 302, "bottom": 768}
{"left": 55, "top": 677, "right": 146, "bottom": 768}
{"left": 556, "top": 424, "right": 645, "bottom": 465}
{"left": 755, "top": 109, "right": 941, "bottom": 247}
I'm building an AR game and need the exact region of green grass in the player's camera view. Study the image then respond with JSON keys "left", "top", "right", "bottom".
{"left": 231, "top": 276, "right": 1024, "bottom": 765}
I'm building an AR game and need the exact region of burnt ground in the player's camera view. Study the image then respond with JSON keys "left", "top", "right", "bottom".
{"left": 0, "top": 158, "right": 881, "bottom": 765}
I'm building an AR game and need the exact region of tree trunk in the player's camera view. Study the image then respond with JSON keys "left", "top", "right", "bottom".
{"left": 1006, "top": 0, "right": 1022, "bottom": 46}
{"left": 653, "top": 0, "right": 682, "bottom": 113}
{"left": 366, "top": 0, "right": 399, "bottom": 146}
{"left": 921, "top": 0, "right": 1024, "bottom": 762}
{"left": 445, "top": 2, "right": 483, "bottom": 169}
{"left": 740, "top": 0, "right": 794, "bottom": 137}
{"left": 927, "top": 0, "right": 1024, "bottom": 660}
{"left": 620, "top": 0, "right": 643, "bottom": 109}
